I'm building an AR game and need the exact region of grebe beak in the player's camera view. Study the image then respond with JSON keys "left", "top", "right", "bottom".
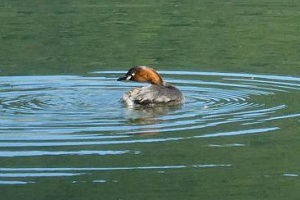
{"left": 117, "top": 75, "right": 131, "bottom": 81}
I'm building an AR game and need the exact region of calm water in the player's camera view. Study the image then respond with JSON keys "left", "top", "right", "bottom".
{"left": 1, "top": 0, "right": 300, "bottom": 199}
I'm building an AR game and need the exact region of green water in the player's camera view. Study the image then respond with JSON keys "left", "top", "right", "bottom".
{"left": 1, "top": 0, "right": 300, "bottom": 75}
{"left": 1, "top": 0, "right": 300, "bottom": 200}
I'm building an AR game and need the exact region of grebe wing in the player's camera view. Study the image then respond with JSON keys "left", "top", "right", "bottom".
{"left": 133, "top": 85, "right": 184, "bottom": 104}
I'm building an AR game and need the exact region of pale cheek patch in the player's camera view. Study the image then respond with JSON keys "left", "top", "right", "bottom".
{"left": 126, "top": 73, "right": 135, "bottom": 81}
{"left": 126, "top": 75, "right": 132, "bottom": 80}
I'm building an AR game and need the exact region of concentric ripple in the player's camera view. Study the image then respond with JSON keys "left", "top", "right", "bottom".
{"left": 1, "top": 72, "right": 300, "bottom": 139}
{"left": 1, "top": 71, "right": 300, "bottom": 185}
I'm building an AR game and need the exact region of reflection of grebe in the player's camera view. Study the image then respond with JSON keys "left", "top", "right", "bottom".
{"left": 117, "top": 66, "right": 185, "bottom": 106}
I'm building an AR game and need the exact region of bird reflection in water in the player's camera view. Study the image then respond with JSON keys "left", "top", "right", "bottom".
{"left": 122, "top": 104, "right": 183, "bottom": 136}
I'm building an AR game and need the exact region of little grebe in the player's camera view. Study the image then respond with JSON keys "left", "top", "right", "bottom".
{"left": 117, "top": 66, "right": 184, "bottom": 106}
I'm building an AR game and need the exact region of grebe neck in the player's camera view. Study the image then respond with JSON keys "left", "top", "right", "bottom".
{"left": 147, "top": 69, "right": 164, "bottom": 85}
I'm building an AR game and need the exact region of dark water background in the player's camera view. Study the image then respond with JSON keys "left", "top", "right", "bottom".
{"left": 1, "top": 0, "right": 300, "bottom": 199}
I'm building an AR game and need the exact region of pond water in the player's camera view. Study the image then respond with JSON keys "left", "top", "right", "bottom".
{"left": 2, "top": 71, "right": 299, "bottom": 137}
{"left": 1, "top": 71, "right": 300, "bottom": 199}
{"left": 1, "top": 0, "right": 300, "bottom": 199}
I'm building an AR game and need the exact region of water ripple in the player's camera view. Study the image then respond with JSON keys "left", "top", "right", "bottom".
{"left": 0, "top": 71, "right": 300, "bottom": 148}
{"left": 0, "top": 163, "right": 231, "bottom": 185}
{"left": 0, "top": 150, "right": 131, "bottom": 157}
{"left": 1, "top": 71, "right": 300, "bottom": 185}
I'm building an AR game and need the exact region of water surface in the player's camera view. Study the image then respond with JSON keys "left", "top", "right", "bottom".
{"left": 1, "top": 71, "right": 300, "bottom": 199}
{"left": 1, "top": 0, "right": 300, "bottom": 199}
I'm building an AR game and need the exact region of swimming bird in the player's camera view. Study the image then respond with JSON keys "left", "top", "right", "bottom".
{"left": 117, "top": 66, "right": 184, "bottom": 106}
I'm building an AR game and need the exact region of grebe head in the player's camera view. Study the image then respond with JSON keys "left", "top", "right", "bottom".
{"left": 117, "top": 66, "right": 163, "bottom": 85}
